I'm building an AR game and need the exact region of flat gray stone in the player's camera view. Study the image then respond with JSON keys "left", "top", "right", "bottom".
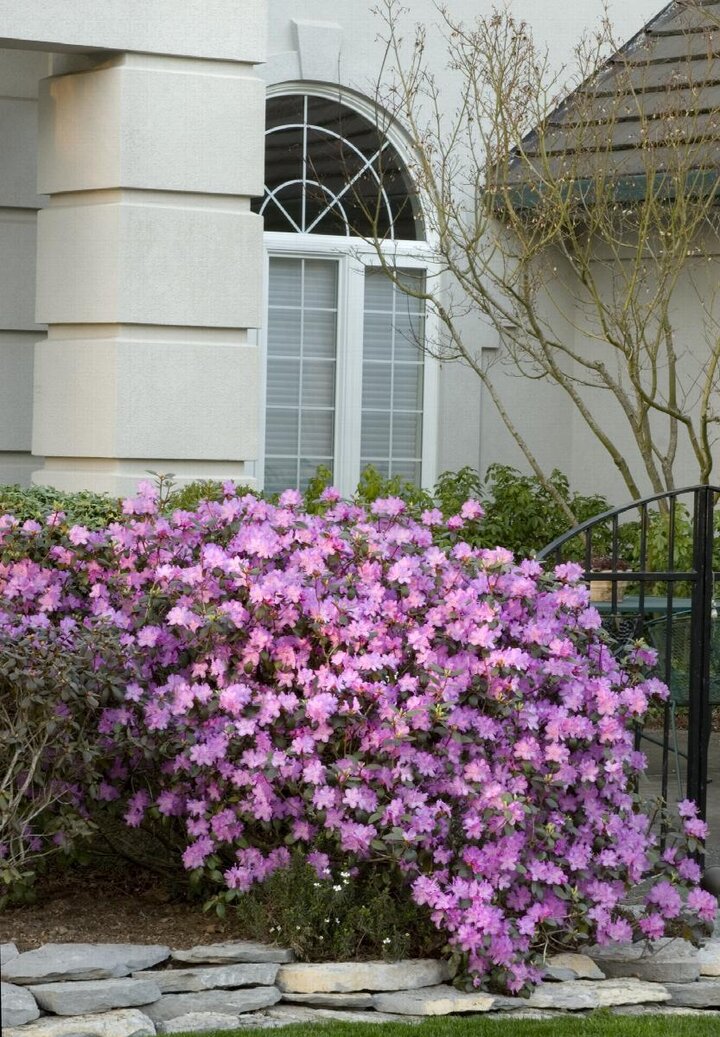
{"left": 235, "top": 1017, "right": 304, "bottom": 1031}
{"left": 3, "top": 1008, "right": 156, "bottom": 1037}
{"left": 157, "top": 1015, "right": 242, "bottom": 1035}
{"left": 280, "top": 991, "right": 374, "bottom": 1008}
{"left": 2, "top": 981, "right": 40, "bottom": 1027}
{"left": 486, "top": 996, "right": 529, "bottom": 1012}
{"left": 159, "top": 1015, "right": 292, "bottom": 1034}
{"left": 1, "top": 943, "right": 19, "bottom": 966}
{"left": 488, "top": 1010, "right": 572, "bottom": 1020}
{"left": 374, "top": 984, "right": 495, "bottom": 1015}
{"left": 276, "top": 959, "right": 451, "bottom": 993}
{"left": 699, "top": 941, "right": 720, "bottom": 977}
{"left": 543, "top": 966, "right": 577, "bottom": 982}
{"left": 171, "top": 941, "right": 293, "bottom": 965}
{"left": 547, "top": 953, "right": 605, "bottom": 980}
{"left": 614, "top": 1005, "right": 720, "bottom": 1017}
{"left": 587, "top": 938, "right": 700, "bottom": 983}
{"left": 133, "top": 962, "right": 278, "bottom": 992}
{"left": 32, "top": 978, "right": 162, "bottom": 1015}
{"left": 266, "top": 1005, "right": 422, "bottom": 1025}
{"left": 666, "top": 979, "right": 720, "bottom": 1007}
{"left": 527, "top": 978, "right": 671, "bottom": 1011}
{"left": 2, "top": 944, "right": 170, "bottom": 985}
{"left": 144, "top": 986, "right": 281, "bottom": 1022}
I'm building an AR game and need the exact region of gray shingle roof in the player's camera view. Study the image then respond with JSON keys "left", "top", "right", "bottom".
{"left": 507, "top": 0, "right": 720, "bottom": 187}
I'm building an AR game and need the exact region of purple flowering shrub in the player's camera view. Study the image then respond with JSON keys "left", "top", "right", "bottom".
{"left": 0, "top": 483, "right": 715, "bottom": 991}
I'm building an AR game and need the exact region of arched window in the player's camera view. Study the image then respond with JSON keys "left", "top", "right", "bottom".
{"left": 252, "top": 92, "right": 436, "bottom": 496}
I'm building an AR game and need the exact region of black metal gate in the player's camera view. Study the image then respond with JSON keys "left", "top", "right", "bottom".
{"left": 537, "top": 485, "right": 720, "bottom": 826}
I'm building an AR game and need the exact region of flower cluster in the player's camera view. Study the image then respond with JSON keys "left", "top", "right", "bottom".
{"left": 0, "top": 484, "right": 715, "bottom": 990}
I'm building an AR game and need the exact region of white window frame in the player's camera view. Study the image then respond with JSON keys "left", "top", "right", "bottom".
{"left": 257, "top": 232, "right": 440, "bottom": 499}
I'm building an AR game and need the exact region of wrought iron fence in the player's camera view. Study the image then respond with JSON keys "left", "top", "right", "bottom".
{"left": 537, "top": 485, "right": 720, "bottom": 828}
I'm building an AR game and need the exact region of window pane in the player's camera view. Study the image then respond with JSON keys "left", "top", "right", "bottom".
{"left": 391, "top": 460, "right": 422, "bottom": 483}
{"left": 265, "top": 408, "right": 299, "bottom": 454}
{"left": 267, "top": 308, "right": 302, "bottom": 359}
{"left": 393, "top": 363, "right": 424, "bottom": 411}
{"left": 301, "top": 409, "right": 334, "bottom": 456}
{"left": 305, "top": 260, "right": 339, "bottom": 308}
{"left": 304, "top": 311, "right": 337, "bottom": 358}
{"left": 265, "top": 258, "right": 338, "bottom": 492}
{"left": 393, "top": 313, "right": 424, "bottom": 362}
{"left": 361, "top": 268, "right": 425, "bottom": 485}
{"left": 253, "top": 94, "right": 425, "bottom": 241}
{"left": 264, "top": 458, "right": 298, "bottom": 496}
{"left": 269, "top": 259, "right": 302, "bottom": 307}
{"left": 364, "top": 270, "right": 395, "bottom": 311}
{"left": 362, "top": 361, "right": 392, "bottom": 410}
{"left": 302, "top": 359, "right": 336, "bottom": 407}
{"left": 361, "top": 411, "right": 391, "bottom": 458}
{"left": 363, "top": 313, "right": 395, "bottom": 361}
{"left": 266, "top": 362, "right": 301, "bottom": 407}
{"left": 392, "top": 412, "right": 423, "bottom": 458}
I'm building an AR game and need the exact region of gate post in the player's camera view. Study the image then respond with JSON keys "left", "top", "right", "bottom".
{"left": 687, "top": 486, "right": 714, "bottom": 818}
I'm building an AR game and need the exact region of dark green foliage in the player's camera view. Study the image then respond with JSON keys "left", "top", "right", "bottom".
{"left": 434, "top": 466, "right": 484, "bottom": 517}
{"left": 475, "top": 464, "right": 610, "bottom": 558}
{"left": 211, "top": 852, "right": 443, "bottom": 963}
{"left": 300, "top": 465, "right": 335, "bottom": 513}
{"left": 0, "top": 485, "right": 122, "bottom": 528}
{"left": 166, "top": 479, "right": 226, "bottom": 511}
{"left": 354, "top": 465, "right": 434, "bottom": 512}
{"left": 0, "top": 623, "right": 128, "bottom": 906}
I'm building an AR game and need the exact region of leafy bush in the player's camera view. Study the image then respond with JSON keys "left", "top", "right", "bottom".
{"left": 0, "top": 485, "right": 122, "bottom": 528}
{"left": 475, "top": 465, "right": 611, "bottom": 558}
{"left": 0, "top": 618, "right": 127, "bottom": 905}
{"left": 0, "top": 483, "right": 714, "bottom": 993}
{"left": 224, "top": 851, "right": 443, "bottom": 962}
{"left": 0, "top": 463, "right": 613, "bottom": 562}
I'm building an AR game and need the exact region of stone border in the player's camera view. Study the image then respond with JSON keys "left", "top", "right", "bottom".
{"left": 4, "top": 935, "right": 720, "bottom": 1033}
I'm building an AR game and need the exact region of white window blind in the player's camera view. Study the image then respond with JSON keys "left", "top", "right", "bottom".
{"left": 361, "top": 269, "right": 425, "bottom": 484}
{"left": 264, "top": 257, "right": 338, "bottom": 494}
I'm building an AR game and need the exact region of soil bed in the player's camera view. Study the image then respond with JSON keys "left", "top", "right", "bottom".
{"left": 0, "top": 865, "right": 239, "bottom": 952}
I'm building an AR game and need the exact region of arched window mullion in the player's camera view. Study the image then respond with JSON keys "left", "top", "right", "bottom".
{"left": 255, "top": 93, "right": 422, "bottom": 240}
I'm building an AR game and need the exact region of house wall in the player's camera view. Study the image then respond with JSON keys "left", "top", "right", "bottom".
{"left": 0, "top": 1, "right": 268, "bottom": 495}
{"left": 0, "top": 0, "right": 675, "bottom": 505}
{"left": 0, "top": 49, "right": 50, "bottom": 486}
{"left": 262, "top": 0, "right": 667, "bottom": 506}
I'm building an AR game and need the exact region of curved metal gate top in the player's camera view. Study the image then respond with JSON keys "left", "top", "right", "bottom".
{"left": 538, "top": 485, "right": 720, "bottom": 827}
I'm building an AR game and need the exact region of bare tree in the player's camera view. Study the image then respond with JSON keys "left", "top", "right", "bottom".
{"left": 367, "top": 0, "right": 720, "bottom": 510}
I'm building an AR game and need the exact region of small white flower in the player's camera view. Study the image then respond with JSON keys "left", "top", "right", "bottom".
{"left": 333, "top": 884, "right": 343, "bottom": 892}
{"left": 383, "top": 937, "right": 392, "bottom": 945}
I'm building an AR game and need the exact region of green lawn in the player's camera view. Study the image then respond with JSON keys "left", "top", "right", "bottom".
{"left": 172, "top": 1013, "right": 720, "bottom": 1037}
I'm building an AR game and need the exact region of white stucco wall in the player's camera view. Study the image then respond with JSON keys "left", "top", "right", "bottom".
{"left": 0, "top": 2, "right": 268, "bottom": 494}
{"left": 0, "top": 48, "right": 49, "bottom": 486}
{"left": 0, "top": 0, "right": 692, "bottom": 504}
{"left": 263, "top": 0, "right": 665, "bottom": 505}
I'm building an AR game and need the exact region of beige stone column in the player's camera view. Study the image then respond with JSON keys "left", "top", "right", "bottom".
{"left": 32, "top": 47, "right": 266, "bottom": 494}
{"left": 0, "top": 50, "right": 49, "bottom": 485}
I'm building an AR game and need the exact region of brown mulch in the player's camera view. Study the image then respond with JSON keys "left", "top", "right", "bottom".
{"left": 0, "top": 866, "right": 241, "bottom": 954}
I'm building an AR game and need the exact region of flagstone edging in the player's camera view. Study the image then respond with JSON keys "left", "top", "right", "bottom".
{"left": 4, "top": 935, "right": 720, "bottom": 1033}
